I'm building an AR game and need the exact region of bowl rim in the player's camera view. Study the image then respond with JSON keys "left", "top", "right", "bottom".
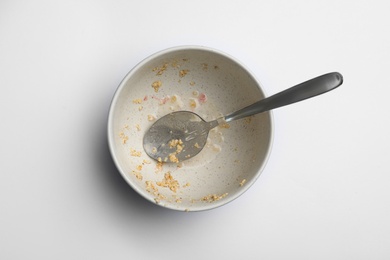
{"left": 107, "top": 45, "right": 274, "bottom": 212}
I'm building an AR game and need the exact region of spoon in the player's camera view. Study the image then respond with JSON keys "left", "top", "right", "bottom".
{"left": 143, "top": 72, "right": 343, "bottom": 163}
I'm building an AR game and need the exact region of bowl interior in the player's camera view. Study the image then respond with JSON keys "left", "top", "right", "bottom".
{"left": 108, "top": 46, "right": 273, "bottom": 211}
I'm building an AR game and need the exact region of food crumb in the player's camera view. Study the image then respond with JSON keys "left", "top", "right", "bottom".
{"left": 168, "top": 139, "right": 183, "bottom": 148}
{"left": 119, "top": 132, "right": 128, "bottom": 144}
{"left": 136, "top": 165, "right": 143, "bottom": 171}
{"left": 147, "top": 114, "right": 156, "bottom": 121}
{"left": 132, "top": 98, "right": 143, "bottom": 104}
{"left": 146, "top": 181, "right": 159, "bottom": 196}
{"left": 156, "top": 172, "right": 180, "bottom": 192}
{"left": 198, "top": 93, "right": 207, "bottom": 104}
{"left": 179, "top": 69, "right": 189, "bottom": 77}
{"left": 130, "top": 148, "right": 142, "bottom": 157}
{"left": 135, "top": 124, "right": 141, "bottom": 131}
{"left": 169, "top": 153, "right": 179, "bottom": 163}
{"left": 201, "top": 63, "right": 208, "bottom": 71}
{"left": 239, "top": 179, "right": 247, "bottom": 187}
{"left": 138, "top": 106, "right": 143, "bottom": 111}
{"left": 132, "top": 171, "right": 143, "bottom": 180}
{"left": 190, "top": 81, "right": 196, "bottom": 86}
{"left": 156, "top": 161, "right": 164, "bottom": 172}
{"left": 153, "top": 63, "right": 168, "bottom": 75}
{"left": 189, "top": 98, "right": 198, "bottom": 110}
{"left": 142, "top": 159, "right": 151, "bottom": 165}
{"left": 201, "top": 193, "right": 228, "bottom": 202}
{"left": 152, "top": 81, "right": 162, "bottom": 92}
{"left": 167, "top": 139, "right": 184, "bottom": 163}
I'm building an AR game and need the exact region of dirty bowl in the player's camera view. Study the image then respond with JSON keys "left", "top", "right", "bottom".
{"left": 107, "top": 46, "right": 273, "bottom": 211}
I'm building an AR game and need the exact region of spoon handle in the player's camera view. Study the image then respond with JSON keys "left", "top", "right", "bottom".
{"left": 224, "top": 72, "right": 343, "bottom": 122}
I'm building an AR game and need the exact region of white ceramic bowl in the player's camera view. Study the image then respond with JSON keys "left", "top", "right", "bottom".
{"left": 108, "top": 46, "right": 273, "bottom": 211}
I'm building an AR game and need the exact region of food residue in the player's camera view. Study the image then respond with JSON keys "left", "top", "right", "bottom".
{"left": 179, "top": 69, "right": 189, "bottom": 77}
{"left": 156, "top": 172, "right": 180, "bottom": 193}
{"left": 153, "top": 63, "right": 168, "bottom": 75}
{"left": 130, "top": 148, "right": 142, "bottom": 157}
{"left": 119, "top": 132, "right": 128, "bottom": 144}
{"left": 201, "top": 193, "right": 228, "bottom": 203}
{"left": 147, "top": 114, "right": 156, "bottom": 121}
{"left": 132, "top": 98, "right": 143, "bottom": 104}
{"left": 198, "top": 93, "right": 207, "bottom": 104}
{"left": 132, "top": 171, "right": 143, "bottom": 180}
{"left": 152, "top": 80, "right": 162, "bottom": 92}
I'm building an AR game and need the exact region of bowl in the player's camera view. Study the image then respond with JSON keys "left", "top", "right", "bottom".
{"left": 107, "top": 46, "right": 273, "bottom": 211}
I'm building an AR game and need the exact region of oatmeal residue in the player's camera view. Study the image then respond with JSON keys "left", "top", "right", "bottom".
{"left": 152, "top": 80, "right": 162, "bottom": 92}
{"left": 118, "top": 59, "right": 244, "bottom": 207}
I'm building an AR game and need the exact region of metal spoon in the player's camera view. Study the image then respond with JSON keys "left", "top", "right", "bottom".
{"left": 143, "top": 72, "right": 343, "bottom": 163}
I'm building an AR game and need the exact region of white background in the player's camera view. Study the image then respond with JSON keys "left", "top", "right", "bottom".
{"left": 1, "top": 0, "right": 389, "bottom": 259}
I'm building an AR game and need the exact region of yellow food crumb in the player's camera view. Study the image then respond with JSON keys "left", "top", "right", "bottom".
{"left": 156, "top": 172, "right": 180, "bottom": 192}
{"left": 135, "top": 124, "right": 141, "bottom": 131}
{"left": 132, "top": 98, "right": 142, "bottom": 104}
{"left": 130, "top": 148, "right": 142, "bottom": 157}
{"left": 190, "top": 81, "right": 196, "bottom": 86}
{"left": 119, "top": 132, "right": 128, "bottom": 144}
{"left": 201, "top": 193, "right": 228, "bottom": 203}
{"left": 156, "top": 161, "right": 164, "bottom": 172}
{"left": 179, "top": 69, "right": 189, "bottom": 77}
{"left": 183, "top": 182, "right": 190, "bottom": 188}
{"left": 138, "top": 106, "right": 143, "bottom": 111}
{"left": 171, "top": 60, "right": 180, "bottom": 68}
{"left": 201, "top": 63, "right": 208, "bottom": 71}
{"left": 176, "top": 144, "right": 183, "bottom": 153}
{"left": 194, "top": 143, "right": 201, "bottom": 149}
{"left": 152, "top": 81, "right": 162, "bottom": 92}
{"left": 169, "top": 153, "right": 179, "bottom": 163}
{"left": 153, "top": 63, "right": 168, "bottom": 75}
{"left": 136, "top": 165, "right": 143, "bottom": 171}
{"left": 142, "top": 159, "right": 151, "bottom": 165}
{"left": 146, "top": 181, "right": 159, "bottom": 196}
{"left": 147, "top": 114, "right": 156, "bottom": 121}
{"left": 168, "top": 139, "right": 183, "bottom": 148}
{"left": 167, "top": 139, "right": 184, "bottom": 163}
{"left": 132, "top": 171, "right": 142, "bottom": 180}
{"left": 239, "top": 179, "right": 247, "bottom": 187}
{"left": 189, "top": 98, "right": 197, "bottom": 109}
